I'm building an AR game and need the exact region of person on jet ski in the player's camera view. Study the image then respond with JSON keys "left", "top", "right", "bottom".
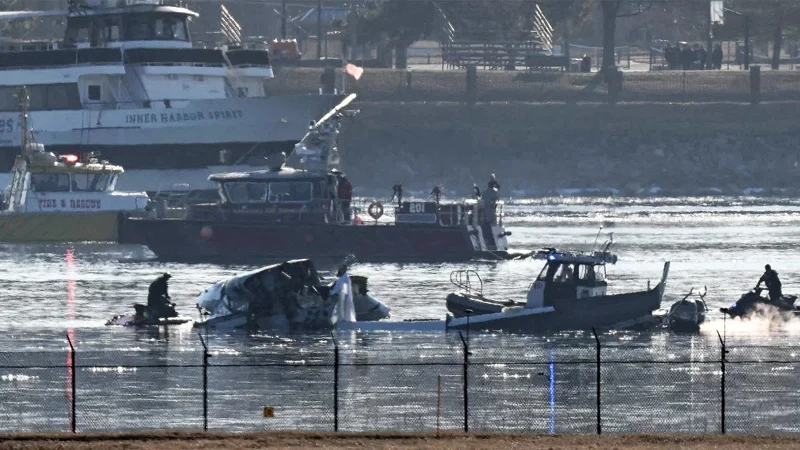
{"left": 757, "top": 264, "right": 782, "bottom": 302}
{"left": 148, "top": 272, "right": 176, "bottom": 319}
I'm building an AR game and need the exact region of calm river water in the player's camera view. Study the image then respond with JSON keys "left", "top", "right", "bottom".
{"left": 1, "top": 196, "right": 800, "bottom": 434}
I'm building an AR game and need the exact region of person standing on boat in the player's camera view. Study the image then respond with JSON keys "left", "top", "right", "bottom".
{"left": 488, "top": 174, "right": 500, "bottom": 191}
{"left": 337, "top": 175, "right": 353, "bottom": 223}
{"left": 430, "top": 185, "right": 442, "bottom": 203}
{"left": 330, "top": 265, "right": 356, "bottom": 324}
{"left": 482, "top": 184, "right": 499, "bottom": 225}
{"left": 757, "top": 264, "right": 783, "bottom": 302}
{"left": 148, "top": 272, "right": 175, "bottom": 319}
{"left": 390, "top": 184, "right": 404, "bottom": 208}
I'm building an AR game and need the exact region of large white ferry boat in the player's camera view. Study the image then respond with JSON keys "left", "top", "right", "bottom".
{"left": 0, "top": 0, "right": 339, "bottom": 181}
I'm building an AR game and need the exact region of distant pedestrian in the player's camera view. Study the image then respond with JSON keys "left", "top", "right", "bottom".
{"left": 697, "top": 45, "right": 708, "bottom": 70}
{"left": 680, "top": 44, "right": 694, "bottom": 71}
{"left": 664, "top": 43, "right": 676, "bottom": 70}
{"left": 712, "top": 44, "right": 723, "bottom": 70}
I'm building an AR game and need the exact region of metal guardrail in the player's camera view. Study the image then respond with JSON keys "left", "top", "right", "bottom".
{"left": 450, "top": 269, "right": 483, "bottom": 296}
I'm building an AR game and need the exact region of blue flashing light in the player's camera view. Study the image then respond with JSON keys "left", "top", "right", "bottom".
{"left": 548, "top": 254, "right": 556, "bottom": 261}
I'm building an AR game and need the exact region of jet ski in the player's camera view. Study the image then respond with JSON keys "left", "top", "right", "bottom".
{"left": 720, "top": 287, "right": 800, "bottom": 319}
{"left": 106, "top": 302, "right": 192, "bottom": 327}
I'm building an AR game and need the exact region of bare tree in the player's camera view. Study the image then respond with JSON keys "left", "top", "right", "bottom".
{"left": 600, "top": 0, "right": 653, "bottom": 70}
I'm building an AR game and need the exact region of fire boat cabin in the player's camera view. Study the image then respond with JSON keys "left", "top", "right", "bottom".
{"left": 2, "top": 146, "right": 149, "bottom": 214}
{"left": 185, "top": 167, "right": 342, "bottom": 224}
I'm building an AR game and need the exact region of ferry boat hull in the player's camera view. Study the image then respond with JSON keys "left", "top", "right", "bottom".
{"left": 0, "top": 95, "right": 341, "bottom": 172}
{"left": 0, "top": 211, "right": 127, "bottom": 242}
{"left": 119, "top": 219, "right": 505, "bottom": 263}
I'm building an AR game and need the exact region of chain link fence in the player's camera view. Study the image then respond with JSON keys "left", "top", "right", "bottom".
{"left": 3, "top": 333, "right": 800, "bottom": 434}
{"left": 271, "top": 66, "right": 799, "bottom": 104}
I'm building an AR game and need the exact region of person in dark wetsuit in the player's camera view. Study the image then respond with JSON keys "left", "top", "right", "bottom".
{"left": 148, "top": 272, "right": 176, "bottom": 319}
{"left": 757, "top": 264, "right": 782, "bottom": 302}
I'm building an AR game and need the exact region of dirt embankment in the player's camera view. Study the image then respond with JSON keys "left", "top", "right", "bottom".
{"left": 338, "top": 102, "right": 800, "bottom": 197}
{"left": 3, "top": 433, "right": 800, "bottom": 450}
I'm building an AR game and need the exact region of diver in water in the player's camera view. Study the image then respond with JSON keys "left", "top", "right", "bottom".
{"left": 148, "top": 272, "right": 176, "bottom": 319}
{"left": 757, "top": 264, "right": 782, "bottom": 302}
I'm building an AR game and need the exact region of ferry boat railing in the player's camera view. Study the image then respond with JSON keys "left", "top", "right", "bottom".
{"left": 450, "top": 269, "right": 483, "bottom": 297}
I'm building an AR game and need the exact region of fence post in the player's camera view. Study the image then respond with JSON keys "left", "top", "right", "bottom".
{"left": 66, "top": 333, "right": 76, "bottom": 433}
{"left": 717, "top": 330, "right": 727, "bottom": 434}
{"left": 592, "top": 328, "right": 601, "bottom": 435}
{"left": 459, "top": 331, "right": 469, "bottom": 432}
{"left": 333, "top": 337, "right": 339, "bottom": 432}
{"left": 749, "top": 65, "right": 761, "bottom": 104}
{"left": 198, "top": 332, "right": 210, "bottom": 432}
{"left": 465, "top": 65, "right": 477, "bottom": 105}
{"left": 437, "top": 374, "right": 442, "bottom": 436}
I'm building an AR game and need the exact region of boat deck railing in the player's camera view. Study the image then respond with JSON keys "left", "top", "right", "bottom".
{"left": 450, "top": 269, "right": 483, "bottom": 296}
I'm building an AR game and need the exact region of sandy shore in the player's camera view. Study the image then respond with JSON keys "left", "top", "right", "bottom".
{"left": 3, "top": 433, "right": 800, "bottom": 450}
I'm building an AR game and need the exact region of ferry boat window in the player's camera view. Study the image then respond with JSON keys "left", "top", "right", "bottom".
{"left": 224, "top": 182, "right": 266, "bottom": 203}
{"left": 268, "top": 182, "right": 313, "bottom": 203}
{"left": 0, "top": 84, "right": 80, "bottom": 112}
{"left": 100, "top": 16, "right": 123, "bottom": 43}
{"left": 124, "top": 14, "right": 189, "bottom": 41}
{"left": 155, "top": 16, "right": 188, "bottom": 41}
{"left": 88, "top": 86, "right": 102, "bottom": 101}
{"left": 31, "top": 173, "right": 70, "bottom": 192}
{"left": 27, "top": 85, "right": 48, "bottom": 110}
{"left": 71, "top": 173, "right": 110, "bottom": 192}
{"left": 126, "top": 15, "right": 152, "bottom": 41}
{"left": 47, "top": 85, "right": 73, "bottom": 109}
{"left": 64, "top": 16, "right": 91, "bottom": 47}
{"left": 0, "top": 89, "right": 16, "bottom": 112}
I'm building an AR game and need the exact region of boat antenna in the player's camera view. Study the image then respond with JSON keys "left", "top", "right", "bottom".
{"left": 591, "top": 226, "right": 603, "bottom": 252}
{"left": 14, "top": 86, "right": 32, "bottom": 157}
{"left": 601, "top": 232, "right": 614, "bottom": 252}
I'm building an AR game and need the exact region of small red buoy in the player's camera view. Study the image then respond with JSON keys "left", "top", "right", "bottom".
{"left": 200, "top": 225, "right": 213, "bottom": 240}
